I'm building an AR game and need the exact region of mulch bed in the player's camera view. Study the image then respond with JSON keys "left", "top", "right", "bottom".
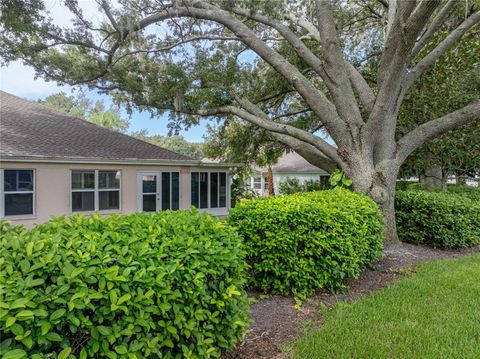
{"left": 223, "top": 243, "right": 480, "bottom": 359}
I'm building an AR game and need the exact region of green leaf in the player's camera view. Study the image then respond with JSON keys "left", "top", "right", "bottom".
{"left": 45, "top": 332, "right": 63, "bottom": 342}
{"left": 58, "top": 347, "right": 72, "bottom": 359}
{"left": 50, "top": 308, "right": 66, "bottom": 321}
{"left": 5, "top": 316, "right": 16, "bottom": 327}
{"left": 2, "top": 349, "right": 27, "bottom": 359}
{"left": 117, "top": 293, "right": 131, "bottom": 305}
{"left": 115, "top": 345, "right": 128, "bottom": 354}
{"left": 15, "top": 310, "right": 34, "bottom": 319}
{"left": 40, "top": 321, "right": 51, "bottom": 335}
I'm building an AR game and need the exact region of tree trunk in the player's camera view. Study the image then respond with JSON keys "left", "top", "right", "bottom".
{"left": 379, "top": 192, "right": 399, "bottom": 245}
{"left": 267, "top": 166, "right": 275, "bottom": 196}
{"left": 424, "top": 164, "right": 443, "bottom": 190}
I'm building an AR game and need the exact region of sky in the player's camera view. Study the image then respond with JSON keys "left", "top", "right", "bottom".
{"left": 0, "top": 0, "right": 209, "bottom": 142}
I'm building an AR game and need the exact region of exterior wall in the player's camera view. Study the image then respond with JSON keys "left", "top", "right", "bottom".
{"left": 250, "top": 172, "right": 328, "bottom": 196}
{"left": 0, "top": 162, "right": 231, "bottom": 227}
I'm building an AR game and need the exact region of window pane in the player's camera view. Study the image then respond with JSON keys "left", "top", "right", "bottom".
{"left": 200, "top": 172, "right": 208, "bottom": 209}
{"left": 142, "top": 194, "right": 156, "bottom": 212}
{"left": 172, "top": 172, "right": 179, "bottom": 210}
{"left": 142, "top": 175, "right": 157, "bottom": 193}
{"left": 219, "top": 172, "right": 227, "bottom": 208}
{"left": 191, "top": 172, "right": 199, "bottom": 208}
{"left": 99, "top": 171, "right": 120, "bottom": 189}
{"left": 4, "top": 193, "right": 33, "bottom": 216}
{"left": 264, "top": 177, "right": 269, "bottom": 190}
{"left": 99, "top": 191, "right": 119, "bottom": 210}
{"left": 253, "top": 177, "right": 261, "bottom": 189}
{"left": 72, "top": 191, "right": 95, "bottom": 212}
{"left": 210, "top": 172, "right": 218, "bottom": 208}
{"left": 72, "top": 171, "right": 95, "bottom": 189}
{"left": 4, "top": 170, "right": 33, "bottom": 192}
{"left": 161, "top": 172, "right": 171, "bottom": 210}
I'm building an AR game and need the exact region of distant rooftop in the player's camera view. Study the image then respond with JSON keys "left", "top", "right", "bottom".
{"left": 0, "top": 91, "right": 193, "bottom": 162}
{"left": 256, "top": 152, "right": 330, "bottom": 174}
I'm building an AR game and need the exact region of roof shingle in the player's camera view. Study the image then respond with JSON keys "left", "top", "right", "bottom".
{"left": 0, "top": 91, "right": 193, "bottom": 162}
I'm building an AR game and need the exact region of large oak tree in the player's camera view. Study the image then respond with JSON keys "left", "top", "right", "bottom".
{"left": 1, "top": 0, "right": 479, "bottom": 242}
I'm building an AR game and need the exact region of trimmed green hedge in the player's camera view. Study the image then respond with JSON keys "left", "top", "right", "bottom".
{"left": 0, "top": 211, "right": 249, "bottom": 358}
{"left": 395, "top": 191, "right": 480, "bottom": 248}
{"left": 228, "top": 189, "right": 384, "bottom": 297}
{"left": 446, "top": 184, "right": 480, "bottom": 202}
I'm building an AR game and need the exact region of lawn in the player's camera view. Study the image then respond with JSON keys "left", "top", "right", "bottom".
{"left": 293, "top": 253, "right": 480, "bottom": 359}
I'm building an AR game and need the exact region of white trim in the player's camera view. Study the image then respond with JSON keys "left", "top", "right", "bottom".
{"left": 0, "top": 168, "right": 36, "bottom": 218}
{"left": 1, "top": 156, "right": 242, "bottom": 168}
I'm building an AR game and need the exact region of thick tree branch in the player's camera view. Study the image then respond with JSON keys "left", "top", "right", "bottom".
{"left": 410, "top": 0, "right": 458, "bottom": 58}
{"left": 344, "top": 61, "right": 375, "bottom": 114}
{"left": 403, "top": 10, "right": 480, "bottom": 93}
{"left": 396, "top": 100, "right": 480, "bottom": 164}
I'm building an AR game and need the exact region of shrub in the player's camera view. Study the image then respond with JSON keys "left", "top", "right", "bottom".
{"left": 228, "top": 189, "right": 384, "bottom": 297}
{"left": 395, "top": 191, "right": 480, "bottom": 248}
{"left": 0, "top": 211, "right": 249, "bottom": 358}
{"left": 446, "top": 184, "right": 480, "bottom": 202}
{"left": 278, "top": 178, "right": 325, "bottom": 195}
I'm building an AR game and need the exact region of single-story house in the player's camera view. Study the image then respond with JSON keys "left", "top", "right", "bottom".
{"left": 249, "top": 152, "right": 330, "bottom": 196}
{"left": 0, "top": 91, "right": 238, "bottom": 227}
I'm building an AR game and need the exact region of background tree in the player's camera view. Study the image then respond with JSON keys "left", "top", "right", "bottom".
{"left": 133, "top": 131, "right": 205, "bottom": 159}
{"left": 398, "top": 30, "right": 480, "bottom": 189}
{"left": 39, "top": 92, "right": 129, "bottom": 132}
{"left": 2, "top": 0, "right": 480, "bottom": 242}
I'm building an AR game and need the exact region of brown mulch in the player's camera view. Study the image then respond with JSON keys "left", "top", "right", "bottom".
{"left": 223, "top": 243, "right": 480, "bottom": 359}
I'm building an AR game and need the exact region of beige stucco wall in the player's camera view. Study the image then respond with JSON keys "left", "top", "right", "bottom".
{"left": 1, "top": 161, "right": 230, "bottom": 228}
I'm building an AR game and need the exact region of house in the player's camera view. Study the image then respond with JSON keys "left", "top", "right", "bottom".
{"left": 0, "top": 91, "right": 238, "bottom": 227}
{"left": 249, "top": 151, "right": 330, "bottom": 196}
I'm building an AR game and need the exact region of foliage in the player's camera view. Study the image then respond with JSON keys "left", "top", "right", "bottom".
{"left": 230, "top": 177, "right": 258, "bottom": 208}
{"left": 293, "top": 253, "right": 480, "bottom": 359}
{"left": 278, "top": 178, "right": 324, "bottom": 195}
{"left": 0, "top": 211, "right": 249, "bottom": 358}
{"left": 39, "top": 92, "right": 130, "bottom": 133}
{"left": 445, "top": 184, "right": 480, "bottom": 202}
{"left": 228, "top": 190, "right": 384, "bottom": 297}
{"left": 395, "top": 180, "right": 424, "bottom": 191}
{"left": 395, "top": 191, "right": 480, "bottom": 248}
{"left": 132, "top": 132, "right": 204, "bottom": 159}
{"left": 328, "top": 170, "right": 352, "bottom": 189}
{"left": 398, "top": 30, "right": 480, "bottom": 180}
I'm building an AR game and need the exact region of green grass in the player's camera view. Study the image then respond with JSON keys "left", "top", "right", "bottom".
{"left": 293, "top": 254, "right": 480, "bottom": 359}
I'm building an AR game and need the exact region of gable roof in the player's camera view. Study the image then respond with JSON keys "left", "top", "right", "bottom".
{"left": 256, "top": 152, "right": 330, "bottom": 174}
{"left": 0, "top": 91, "right": 194, "bottom": 163}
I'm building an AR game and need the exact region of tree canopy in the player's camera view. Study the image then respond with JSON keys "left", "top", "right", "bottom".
{"left": 2, "top": 0, "right": 479, "bottom": 242}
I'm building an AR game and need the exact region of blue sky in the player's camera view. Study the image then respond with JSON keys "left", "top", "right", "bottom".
{"left": 0, "top": 0, "right": 210, "bottom": 142}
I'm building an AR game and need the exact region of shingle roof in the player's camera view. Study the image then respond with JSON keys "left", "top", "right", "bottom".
{"left": 256, "top": 152, "right": 330, "bottom": 174}
{"left": 0, "top": 91, "right": 193, "bottom": 162}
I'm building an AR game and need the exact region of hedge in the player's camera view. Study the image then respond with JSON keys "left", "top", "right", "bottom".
{"left": 445, "top": 184, "right": 480, "bottom": 202}
{"left": 395, "top": 190, "right": 480, "bottom": 248}
{"left": 0, "top": 211, "right": 249, "bottom": 358}
{"left": 228, "top": 189, "right": 384, "bottom": 297}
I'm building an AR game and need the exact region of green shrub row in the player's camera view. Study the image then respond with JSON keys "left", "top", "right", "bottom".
{"left": 228, "top": 189, "right": 384, "bottom": 297}
{"left": 0, "top": 211, "right": 249, "bottom": 358}
{"left": 395, "top": 190, "right": 480, "bottom": 248}
{"left": 445, "top": 184, "right": 480, "bottom": 202}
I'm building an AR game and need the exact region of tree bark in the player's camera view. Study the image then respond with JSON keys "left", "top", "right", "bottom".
{"left": 424, "top": 164, "right": 443, "bottom": 190}
{"left": 267, "top": 166, "right": 275, "bottom": 196}
{"left": 380, "top": 192, "right": 399, "bottom": 245}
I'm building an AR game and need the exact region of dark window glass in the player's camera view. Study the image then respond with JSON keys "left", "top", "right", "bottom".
{"left": 191, "top": 172, "right": 199, "bottom": 208}
{"left": 161, "top": 172, "right": 171, "bottom": 210}
{"left": 199, "top": 172, "right": 208, "bottom": 209}
{"left": 210, "top": 172, "right": 218, "bottom": 208}
{"left": 219, "top": 172, "right": 227, "bottom": 208}
{"left": 72, "top": 171, "right": 95, "bottom": 189}
{"left": 4, "top": 170, "right": 33, "bottom": 192}
{"left": 142, "top": 175, "right": 157, "bottom": 193}
{"left": 99, "top": 191, "right": 119, "bottom": 210}
{"left": 253, "top": 177, "right": 262, "bottom": 189}
{"left": 99, "top": 171, "right": 120, "bottom": 189}
{"left": 4, "top": 193, "right": 33, "bottom": 216}
{"left": 142, "top": 194, "right": 156, "bottom": 212}
{"left": 72, "top": 192, "right": 95, "bottom": 212}
{"left": 171, "top": 172, "right": 180, "bottom": 210}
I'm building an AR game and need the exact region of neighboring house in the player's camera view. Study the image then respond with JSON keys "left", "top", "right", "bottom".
{"left": 0, "top": 91, "right": 238, "bottom": 227}
{"left": 249, "top": 152, "right": 330, "bottom": 196}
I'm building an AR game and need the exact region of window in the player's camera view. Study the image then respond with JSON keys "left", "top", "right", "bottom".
{"left": 253, "top": 177, "right": 262, "bottom": 189}
{"left": 71, "top": 170, "right": 120, "bottom": 212}
{"left": 191, "top": 172, "right": 227, "bottom": 209}
{"left": 1, "top": 169, "right": 35, "bottom": 217}
{"left": 264, "top": 177, "right": 269, "bottom": 190}
{"left": 139, "top": 172, "right": 180, "bottom": 212}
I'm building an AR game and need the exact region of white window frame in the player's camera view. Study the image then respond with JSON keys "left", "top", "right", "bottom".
{"left": 0, "top": 168, "right": 36, "bottom": 218}
{"left": 191, "top": 171, "right": 228, "bottom": 209}
{"left": 71, "top": 170, "right": 122, "bottom": 213}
